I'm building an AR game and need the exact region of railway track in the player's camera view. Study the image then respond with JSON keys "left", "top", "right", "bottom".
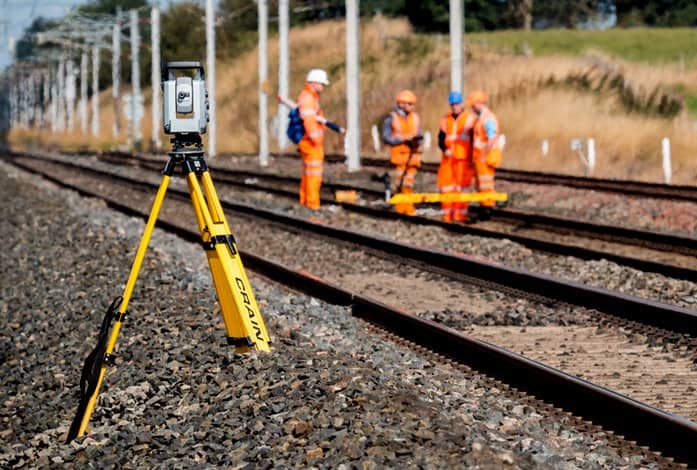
{"left": 98, "top": 149, "right": 697, "bottom": 204}
{"left": 333, "top": 153, "right": 697, "bottom": 204}
{"left": 5, "top": 151, "right": 697, "bottom": 466}
{"left": 97, "top": 151, "right": 697, "bottom": 282}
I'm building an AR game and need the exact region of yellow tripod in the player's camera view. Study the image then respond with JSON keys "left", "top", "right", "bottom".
{"left": 67, "top": 138, "right": 270, "bottom": 442}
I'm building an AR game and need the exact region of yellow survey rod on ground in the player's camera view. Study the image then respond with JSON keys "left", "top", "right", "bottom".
{"left": 388, "top": 191, "right": 508, "bottom": 205}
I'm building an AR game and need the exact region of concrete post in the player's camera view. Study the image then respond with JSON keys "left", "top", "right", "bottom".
{"left": 258, "top": 0, "right": 269, "bottom": 166}
{"left": 151, "top": 4, "right": 161, "bottom": 151}
{"left": 206, "top": 0, "right": 217, "bottom": 156}
{"left": 345, "top": 0, "right": 361, "bottom": 172}
{"left": 277, "top": 0, "right": 289, "bottom": 152}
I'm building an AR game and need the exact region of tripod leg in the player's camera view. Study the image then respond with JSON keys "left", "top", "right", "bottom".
{"left": 186, "top": 170, "right": 271, "bottom": 353}
{"left": 67, "top": 174, "right": 172, "bottom": 442}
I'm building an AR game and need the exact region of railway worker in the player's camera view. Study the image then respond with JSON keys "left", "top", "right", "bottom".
{"left": 297, "top": 68, "right": 330, "bottom": 210}
{"left": 437, "top": 91, "right": 475, "bottom": 223}
{"left": 382, "top": 89, "right": 423, "bottom": 216}
{"left": 468, "top": 90, "right": 502, "bottom": 220}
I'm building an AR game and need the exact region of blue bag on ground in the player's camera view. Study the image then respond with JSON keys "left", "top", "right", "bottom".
{"left": 286, "top": 107, "right": 305, "bottom": 144}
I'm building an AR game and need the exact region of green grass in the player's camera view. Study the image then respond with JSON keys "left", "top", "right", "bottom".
{"left": 467, "top": 28, "right": 697, "bottom": 67}
{"left": 683, "top": 94, "right": 697, "bottom": 116}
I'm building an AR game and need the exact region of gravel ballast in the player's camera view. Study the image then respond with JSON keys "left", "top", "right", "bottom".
{"left": 0, "top": 161, "right": 670, "bottom": 468}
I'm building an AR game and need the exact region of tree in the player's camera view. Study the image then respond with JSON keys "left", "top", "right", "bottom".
{"left": 217, "top": 0, "right": 260, "bottom": 58}
{"left": 360, "top": 0, "right": 405, "bottom": 17}
{"left": 14, "top": 17, "right": 60, "bottom": 63}
{"left": 78, "top": 0, "right": 147, "bottom": 16}
{"left": 504, "top": 0, "right": 533, "bottom": 30}
{"left": 532, "top": 0, "right": 606, "bottom": 28}
{"left": 465, "top": 0, "right": 505, "bottom": 32}
{"left": 161, "top": 3, "right": 206, "bottom": 64}
{"left": 615, "top": 0, "right": 697, "bottom": 27}
{"left": 402, "top": 0, "right": 505, "bottom": 33}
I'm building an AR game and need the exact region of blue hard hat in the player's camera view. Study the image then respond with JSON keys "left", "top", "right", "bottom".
{"left": 448, "top": 91, "right": 463, "bottom": 105}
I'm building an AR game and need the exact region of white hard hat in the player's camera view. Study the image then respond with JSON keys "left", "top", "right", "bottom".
{"left": 306, "top": 68, "right": 329, "bottom": 85}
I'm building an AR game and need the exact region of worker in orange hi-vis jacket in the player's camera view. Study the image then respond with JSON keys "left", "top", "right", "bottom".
{"left": 468, "top": 90, "right": 502, "bottom": 220}
{"left": 297, "top": 68, "right": 329, "bottom": 210}
{"left": 437, "top": 91, "right": 476, "bottom": 223}
{"left": 382, "top": 89, "right": 423, "bottom": 216}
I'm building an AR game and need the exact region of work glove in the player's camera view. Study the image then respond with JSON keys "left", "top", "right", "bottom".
{"left": 406, "top": 136, "right": 423, "bottom": 151}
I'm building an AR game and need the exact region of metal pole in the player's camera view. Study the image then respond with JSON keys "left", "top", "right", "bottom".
{"left": 91, "top": 43, "right": 100, "bottom": 136}
{"left": 35, "top": 71, "right": 44, "bottom": 127}
{"left": 66, "top": 59, "right": 76, "bottom": 132}
{"left": 19, "top": 69, "right": 27, "bottom": 127}
{"left": 80, "top": 51, "right": 88, "bottom": 134}
{"left": 9, "top": 73, "right": 17, "bottom": 128}
{"left": 8, "top": 72, "right": 16, "bottom": 128}
{"left": 151, "top": 4, "right": 161, "bottom": 151}
{"left": 449, "top": 0, "right": 464, "bottom": 94}
{"left": 42, "top": 68, "right": 50, "bottom": 128}
{"left": 258, "top": 0, "right": 269, "bottom": 166}
{"left": 130, "top": 8, "right": 141, "bottom": 147}
{"left": 205, "top": 0, "right": 217, "bottom": 157}
{"left": 18, "top": 69, "right": 27, "bottom": 127}
{"left": 345, "top": 0, "right": 361, "bottom": 172}
{"left": 13, "top": 71, "right": 21, "bottom": 128}
{"left": 112, "top": 7, "right": 122, "bottom": 137}
{"left": 50, "top": 64, "right": 58, "bottom": 133}
{"left": 26, "top": 71, "right": 35, "bottom": 126}
{"left": 277, "top": 0, "right": 289, "bottom": 152}
{"left": 57, "top": 54, "right": 65, "bottom": 132}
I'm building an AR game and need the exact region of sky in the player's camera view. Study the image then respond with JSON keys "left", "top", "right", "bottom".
{"left": 0, "top": 0, "right": 214, "bottom": 71}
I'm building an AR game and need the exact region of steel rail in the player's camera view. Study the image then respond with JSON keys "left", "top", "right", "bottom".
{"left": 117, "top": 153, "right": 697, "bottom": 256}
{"left": 105, "top": 150, "right": 697, "bottom": 202}
{"left": 9, "top": 153, "right": 697, "bottom": 337}
{"left": 5, "top": 153, "right": 697, "bottom": 467}
{"left": 117, "top": 156, "right": 697, "bottom": 281}
{"left": 342, "top": 154, "right": 697, "bottom": 203}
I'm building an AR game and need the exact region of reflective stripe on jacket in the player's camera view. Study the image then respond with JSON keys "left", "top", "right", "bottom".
{"left": 440, "top": 111, "right": 473, "bottom": 159}
{"left": 382, "top": 107, "right": 421, "bottom": 165}
{"left": 472, "top": 107, "right": 499, "bottom": 162}
{"left": 297, "top": 83, "right": 325, "bottom": 146}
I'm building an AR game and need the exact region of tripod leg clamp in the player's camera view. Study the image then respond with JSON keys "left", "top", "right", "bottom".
{"left": 202, "top": 234, "right": 238, "bottom": 254}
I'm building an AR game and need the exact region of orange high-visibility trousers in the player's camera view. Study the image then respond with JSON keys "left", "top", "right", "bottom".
{"left": 392, "top": 163, "right": 418, "bottom": 215}
{"left": 298, "top": 140, "right": 324, "bottom": 210}
{"left": 474, "top": 158, "right": 496, "bottom": 208}
{"left": 438, "top": 157, "right": 474, "bottom": 222}
{"left": 452, "top": 158, "right": 474, "bottom": 220}
{"left": 437, "top": 156, "right": 456, "bottom": 222}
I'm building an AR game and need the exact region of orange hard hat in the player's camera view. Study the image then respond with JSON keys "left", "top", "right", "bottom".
{"left": 396, "top": 89, "right": 417, "bottom": 104}
{"left": 467, "top": 90, "right": 487, "bottom": 106}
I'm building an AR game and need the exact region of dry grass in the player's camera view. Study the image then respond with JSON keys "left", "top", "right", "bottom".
{"left": 9, "top": 17, "right": 697, "bottom": 184}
